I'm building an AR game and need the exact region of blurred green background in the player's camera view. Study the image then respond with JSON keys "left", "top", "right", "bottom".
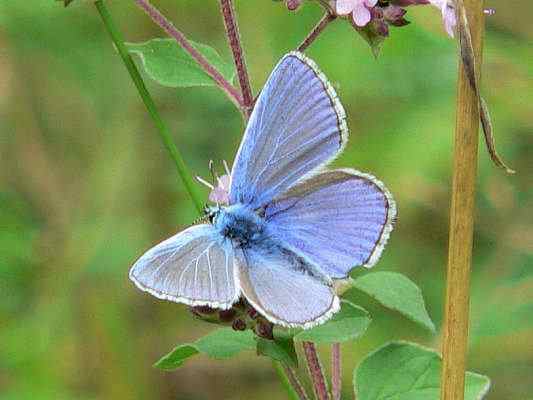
{"left": 1, "top": 1, "right": 531, "bottom": 399}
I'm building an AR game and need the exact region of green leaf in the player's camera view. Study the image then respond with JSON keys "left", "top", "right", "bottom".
{"left": 195, "top": 327, "right": 256, "bottom": 359}
{"left": 154, "top": 328, "right": 255, "bottom": 370}
{"left": 256, "top": 331, "right": 298, "bottom": 368}
{"left": 155, "top": 345, "right": 199, "bottom": 370}
{"left": 293, "top": 300, "right": 371, "bottom": 344}
{"left": 127, "top": 38, "right": 234, "bottom": 88}
{"left": 354, "top": 342, "right": 491, "bottom": 400}
{"left": 352, "top": 272, "right": 436, "bottom": 333}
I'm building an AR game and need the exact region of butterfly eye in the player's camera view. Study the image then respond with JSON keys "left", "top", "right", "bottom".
{"left": 204, "top": 206, "right": 219, "bottom": 224}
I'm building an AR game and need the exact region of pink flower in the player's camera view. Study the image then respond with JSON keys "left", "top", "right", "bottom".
{"left": 208, "top": 174, "right": 230, "bottom": 204}
{"left": 335, "top": 0, "right": 379, "bottom": 27}
{"left": 285, "top": 0, "right": 303, "bottom": 11}
{"left": 429, "top": 0, "right": 457, "bottom": 37}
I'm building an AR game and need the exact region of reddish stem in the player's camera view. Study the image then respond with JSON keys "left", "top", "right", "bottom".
{"left": 297, "top": 13, "right": 336, "bottom": 52}
{"left": 134, "top": 0, "right": 244, "bottom": 111}
{"left": 219, "top": 0, "right": 254, "bottom": 117}
{"left": 331, "top": 343, "right": 341, "bottom": 400}
{"left": 303, "top": 342, "right": 330, "bottom": 400}
{"left": 284, "top": 364, "right": 311, "bottom": 400}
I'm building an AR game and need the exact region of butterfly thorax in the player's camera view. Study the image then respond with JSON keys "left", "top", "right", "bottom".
{"left": 211, "top": 203, "right": 265, "bottom": 248}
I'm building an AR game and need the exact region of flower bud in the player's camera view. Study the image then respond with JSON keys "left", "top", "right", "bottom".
{"left": 190, "top": 305, "right": 221, "bottom": 324}
{"left": 375, "top": 19, "right": 389, "bottom": 36}
{"left": 247, "top": 307, "right": 259, "bottom": 320}
{"left": 384, "top": 5, "right": 409, "bottom": 26}
{"left": 383, "top": 5, "right": 406, "bottom": 20}
{"left": 190, "top": 299, "right": 246, "bottom": 326}
{"left": 286, "top": 0, "right": 303, "bottom": 11}
{"left": 370, "top": 6, "right": 383, "bottom": 19}
{"left": 219, "top": 308, "right": 238, "bottom": 323}
{"left": 232, "top": 318, "right": 247, "bottom": 331}
{"left": 190, "top": 298, "right": 274, "bottom": 340}
{"left": 255, "top": 319, "right": 274, "bottom": 339}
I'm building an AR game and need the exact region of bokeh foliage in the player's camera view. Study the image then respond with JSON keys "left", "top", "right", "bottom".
{"left": 0, "top": 1, "right": 531, "bottom": 399}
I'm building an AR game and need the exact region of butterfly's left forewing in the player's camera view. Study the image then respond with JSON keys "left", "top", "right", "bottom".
{"left": 129, "top": 224, "right": 239, "bottom": 309}
{"left": 229, "top": 51, "right": 347, "bottom": 209}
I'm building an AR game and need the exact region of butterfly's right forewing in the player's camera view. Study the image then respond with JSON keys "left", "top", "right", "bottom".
{"left": 129, "top": 224, "right": 239, "bottom": 309}
{"left": 229, "top": 52, "right": 347, "bottom": 209}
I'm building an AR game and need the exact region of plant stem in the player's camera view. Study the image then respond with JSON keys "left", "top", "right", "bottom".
{"left": 297, "top": 13, "right": 336, "bottom": 52}
{"left": 331, "top": 343, "right": 341, "bottom": 400}
{"left": 219, "top": 0, "right": 254, "bottom": 117}
{"left": 441, "top": 0, "right": 484, "bottom": 399}
{"left": 134, "top": 0, "right": 245, "bottom": 112}
{"left": 284, "top": 364, "right": 311, "bottom": 400}
{"left": 303, "top": 342, "right": 330, "bottom": 400}
{"left": 273, "top": 361, "right": 310, "bottom": 400}
{"left": 94, "top": 0, "right": 203, "bottom": 214}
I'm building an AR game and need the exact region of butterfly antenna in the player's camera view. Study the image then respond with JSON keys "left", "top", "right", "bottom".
{"left": 223, "top": 160, "right": 231, "bottom": 176}
{"left": 195, "top": 175, "right": 214, "bottom": 189}
{"left": 208, "top": 159, "right": 219, "bottom": 186}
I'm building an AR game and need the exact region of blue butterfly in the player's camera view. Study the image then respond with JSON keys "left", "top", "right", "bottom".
{"left": 129, "top": 51, "right": 396, "bottom": 329}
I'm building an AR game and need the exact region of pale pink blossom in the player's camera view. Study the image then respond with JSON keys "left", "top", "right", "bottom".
{"left": 208, "top": 174, "right": 230, "bottom": 204}
{"left": 285, "top": 0, "right": 303, "bottom": 11}
{"left": 335, "top": 0, "right": 379, "bottom": 27}
{"left": 429, "top": 0, "right": 457, "bottom": 37}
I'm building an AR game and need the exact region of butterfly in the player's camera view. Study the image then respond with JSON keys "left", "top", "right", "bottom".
{"left": 129, "top": 51, "right": 396, "bottom": 329}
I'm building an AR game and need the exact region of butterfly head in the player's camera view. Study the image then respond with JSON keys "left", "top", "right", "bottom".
{"left": 203, "top": 204, "right": 221, "bottom": 224}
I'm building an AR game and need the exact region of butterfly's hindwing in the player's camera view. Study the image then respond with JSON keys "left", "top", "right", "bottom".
{"left": 265, "top": 169, "right": 396, "bottom": 278}
{"left": 235, "top": 243, "right": 340, "bottom": 329}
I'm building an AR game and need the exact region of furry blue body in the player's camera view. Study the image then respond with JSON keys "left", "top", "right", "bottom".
{"left": 212, "top": 204, "right": 266, "bottom": 248}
